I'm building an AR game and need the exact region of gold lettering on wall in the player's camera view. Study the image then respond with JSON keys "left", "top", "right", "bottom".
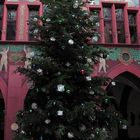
{"left": 18, "top": 5, "right": 26, "bottom": 40}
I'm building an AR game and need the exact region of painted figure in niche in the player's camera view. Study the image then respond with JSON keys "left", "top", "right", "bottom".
{"left": 24, "top": 46, "right": 34, "bottom": 69}
{"left": 98, "top": 53, "right": 108, "bottom": 73}
{"left": 0, "top": 47, "right": 9, "bottom": 71}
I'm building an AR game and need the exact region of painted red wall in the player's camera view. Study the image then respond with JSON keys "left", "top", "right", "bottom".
{"left": 0, "top": 0, "right": 140, "bottom": 140}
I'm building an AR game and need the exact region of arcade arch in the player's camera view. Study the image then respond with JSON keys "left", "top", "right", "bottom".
{"left": 107, "top": 71, "right": 140, "bottom": 140}
{"left": 0, "top": 91, "right": 5, "bottom": 140}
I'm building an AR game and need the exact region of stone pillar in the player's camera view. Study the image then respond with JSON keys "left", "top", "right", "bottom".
{"left": 99, "top": 7, "right": 105, "bottom": 43}
{"left": 112, "top": 4, "right": 118, "bottom": 44}
{"left": 124, "top": 5, "right": 131, "bottom": 44}
{"left": 16, "top": 4, "right": 26, "bottom": 41}
{"left": 1, "top": 5, "right": 7, "bottom": 41}
{"left": 136, "top": 10, "right": 140, "bottom": 44}
{"left": 4, "top": 65, "right": 23, "bottom": 140}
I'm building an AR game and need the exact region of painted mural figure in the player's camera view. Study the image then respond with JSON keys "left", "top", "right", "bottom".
{"left": 24, "top": 46, "right": 34, "bottom": 69}
{"left": 98, "top": 53, "right": 107, "bottom": 73}
{"left": 0, "top": 47, "right": 9, "bottom": 71}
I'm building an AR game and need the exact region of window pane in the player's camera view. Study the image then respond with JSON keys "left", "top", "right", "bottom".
{"left": 6, "top": 9, "right": 17, "bottom": 40}
{"left": 104, "top": 21, "right": 113, "bottom": 43}
{"left": 116, "top": 8, "right": 125, "bottom": 43}
{"left": 103, "top": 7, "right": 112, "bottom": 43}
{"left": 28, "top": 9, "right": 38, "bottom": 41}
{"left": 103, "top": 7, "right": 112, "bottom": 20}
{"left": 116, "top": 9, "right": 124, "bottom": 21}
{"left": 117, "top": 22, "right": 125, "bottom": 43}
{"left": 0, "top": 5, "right": 3, "bottom": 40}
{"left": 128, "top": 13, "right": 137, "bottom": 44}
{"left": 128, "top": 13, "right": 136, "bottom": 25}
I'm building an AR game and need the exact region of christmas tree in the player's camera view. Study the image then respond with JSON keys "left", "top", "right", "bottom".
{"left": 13, "top": 0, "right": 122, "bottom": 140}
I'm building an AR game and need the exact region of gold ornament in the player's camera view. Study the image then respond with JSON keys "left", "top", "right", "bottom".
{"left": 11, "top": 123, "right": 19, "bottom": 131}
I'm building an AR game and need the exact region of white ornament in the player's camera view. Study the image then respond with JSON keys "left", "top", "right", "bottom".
{"left": 86, "top": 76, "right": 92, "bottom": 81}
{"left": 66, "top": 62, "right": 71, "bottom": 67}
{"left": 87, "top": 58, "right": 92, "bottom": 63}
{"left": 33, "top": 29, "right": 38, "bottom": 34}
{"left": 96, "top": 22, "right": 100, "bottom": 26}
{"left": 89, "top": 91, "right": 95, "bottom": 95}
{"left": 29, "top": 109, "right": 32, "bottom": 112}
{"left": 102, "top": 128, "right": 106, "bottom": 132}
{"left": 37, "top": 68, "right": 43, "bottom": 75}
{"left": 73, "top": 3, "right": 79, "bottom": 8}
{"left": 111, "top": 81, "right": 116, "bottom": 86}
{"left": 92, "top": 36, "right": 98, "bottom": 42}
{"left": 41, "top": 87, "right": 46, "bottom": 92}
{"left": 89, "top": 15, "right": 94, "bottom": 21}
{"left": 46, "top": 18, "right": 51, "bottom": 22}
{"left": 57, "top": 110, "right": 63, "bottom": 116}
{"left": 31, "top": 103, "right": 38, "bottom": 110}
{"left": 33, "top": 17, "right": 38, "bottom": 22}
{"left": 79, "top": 124, "right": 86, "bottom": 131}
{"left": 90, "top": 133, "right": 95, "bottom": 138}
{"left": 57, "top": 72, "right": 61, "bottom": 75}
{"left": 72, "top": 14, "right": 75, "bottom": 17}
{"left": 21, "top": 130, "right": 25, "bottom": 134}
{"left": 30, "top": 52, "right": 35, "bottom": 57}
{"left": 67, "top": 132, "right": 74, "bottom": 138}
{"left": 45, "top": 119, "right": 51, "bottom": 124}
{"left": 50, "top": 37, "right": 56, "bottom": 41}
{"left": 11, "top": 123, "right": 19, "bottom": 131}
{"left": 73, "top": 1, "right": 79, "bottom": 8}
{"left": 66, "top": 89, "right": 71, "bottom": 94}
{"left": 57, "top": 84, "right": 65, "bottom": 92}
{"left": 122, "top": 124, "right": 127, "bottom": 129}
{"left": 68, "top": 39, "right": 74, "bottom": 45}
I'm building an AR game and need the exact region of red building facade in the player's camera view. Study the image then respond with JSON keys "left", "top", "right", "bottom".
{"left": 0, "top": 0, "right": 140, "bottom": 140}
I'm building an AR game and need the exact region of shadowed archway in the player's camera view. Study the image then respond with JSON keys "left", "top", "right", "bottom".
{"left": 0, "top": 91, "right": 5, "bottom": 140}
{"left": 107, "top": 72, "right": 140, "bottom": 140}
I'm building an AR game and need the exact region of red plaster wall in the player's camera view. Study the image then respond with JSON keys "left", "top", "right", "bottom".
{"left": 0, "top": 1, "right": 140, "bottom": 140}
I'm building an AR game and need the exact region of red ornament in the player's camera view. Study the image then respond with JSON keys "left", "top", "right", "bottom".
{"left": 80, "top": 69, "right": 85, "bottom": 74}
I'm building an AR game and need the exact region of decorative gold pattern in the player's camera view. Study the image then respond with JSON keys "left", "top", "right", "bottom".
{"left": 18, "top": 5, "right": 26, "bottom": 40}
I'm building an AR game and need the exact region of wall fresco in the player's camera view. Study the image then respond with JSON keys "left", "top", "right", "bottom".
{"left": 91, "top": 47, "right": 140, "bottom": 76}
{"left": 107, "top": 48, "right": 140, "bottom": 63}
{"left": 0, "top": 45, "right": 36, "bottom": 71}
{"left": 0, "top": 45, "right": 140, "bottom": 74}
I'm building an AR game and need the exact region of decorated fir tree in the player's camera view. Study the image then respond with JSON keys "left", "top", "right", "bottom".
{"left": 13, "top": 0, "right": 123, "bottom": 140}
